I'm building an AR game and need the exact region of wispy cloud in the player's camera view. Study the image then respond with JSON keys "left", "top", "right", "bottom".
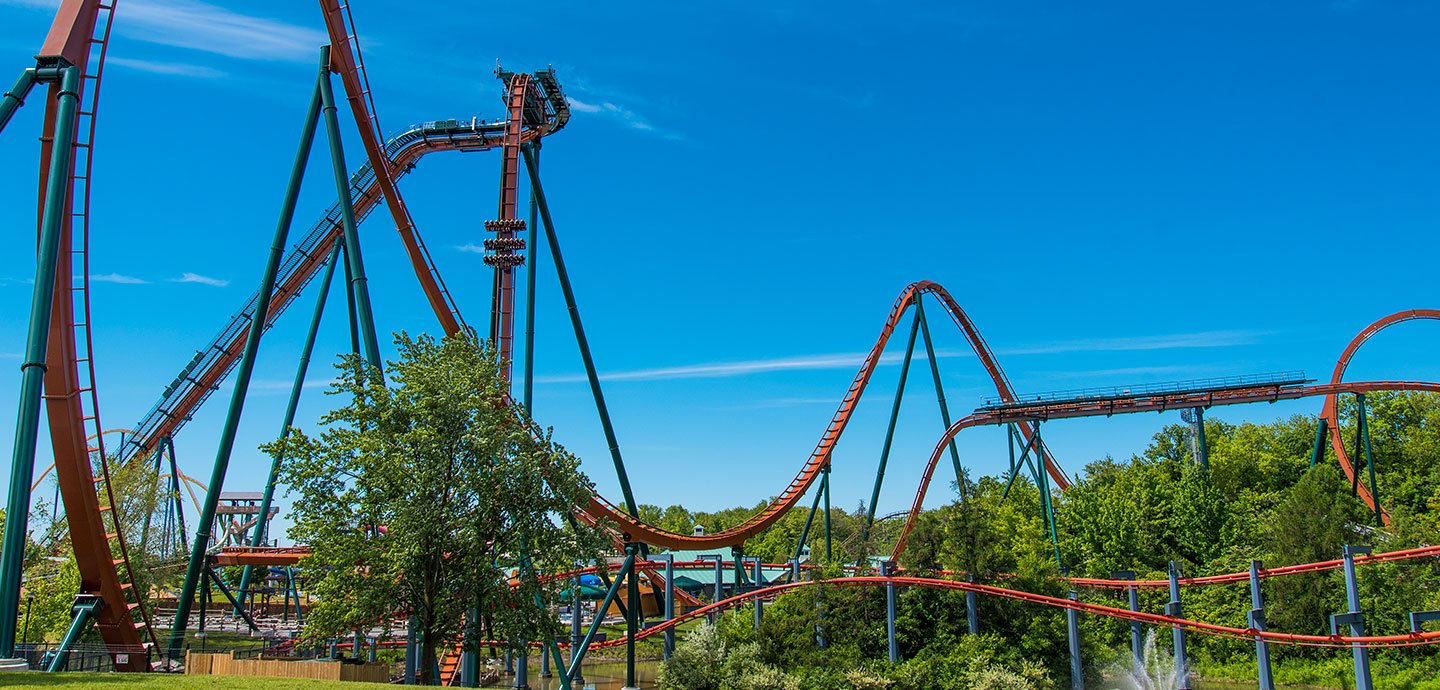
{"left": 168, "top": 272, "right": 230, "bottom": 287}
{"left": 91, "top": 272, "right": 149, "bottom": 285}
{"left": 456, "top": 243, "right": 486, "bottom": 254}
{"left": 1002, "top": 330, "right": 1270, "bottom": 356}
{"left": 536, "top": 352, "right": 876, "bottom": 384}
{"left": 0, "top": 353, "right": 21, "bottom": 360}
{"left": 107, "top": 56, "right": 227, "bottom": 79}
{"left": 249, "top": 378, "right": 335, "bottom": 392}
{"left": 0, "top": 0, "right": 326, "bottom": 62}
{"left": 536, "top": 330, "right": 1270, "bottom": 384}
{"left": 566, "top": 96, "right": 681, "bottom": 141}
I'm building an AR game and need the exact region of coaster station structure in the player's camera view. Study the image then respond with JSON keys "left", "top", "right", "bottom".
{"left": 2, "top": 1, "right": 1439, "bottom": 688}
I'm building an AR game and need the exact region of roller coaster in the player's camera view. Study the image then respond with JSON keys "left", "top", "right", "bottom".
{"left": 0, "top": 2, "right": 1435, "bottom": 689}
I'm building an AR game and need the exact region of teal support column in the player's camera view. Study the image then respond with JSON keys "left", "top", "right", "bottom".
{"left": 1333, "top": 545, "right": 1373, "bottom": 690}
{"left": 342, "top": 240, "right": 360, "bottom": 355}
{"left": 913, "top": 297, "right": 965, "bottom": 490}
{"left": 625, "top": 544, "right": 639, "bottom": 690}
{"left": 1356, "top": 394, "right": 1381, "bottom": 525}
{"left": 0, "top": 68, "right": 37, "bottom": 136}
{"left": 663, "top": 554, "right": 675, "bottom": 659}
{"left": 1112, "top": 570, "right": 1141, "bottom": 673}
{"left": 45, "top": 595, "right": 102, "bottom": 672}
{"left": 883, "top": 561, "right": 898, "bottom": 662}
{"left": 566, "top": 554, "right": 634, "bottom": 681}
{"left": 522, "top": 142, "right": 539, "bottom": 411}
{"left": 404, "top": 616, "right": 417, "bottom": 684}
{"left": 167, "top": 59, "right": 324, "bottom": 661}
{"left": 1310, "top": 416, "right": 1329, "bottom": 468}
{"left": 965, "top": 574, "right": 978, "bottom": 634}
{"left": 570, "top": 565, "right": 584, "bottom": 687}
{"left": 822, "top": 465, "right": 833, "bottom": 562}
{"left": 704, "top": 555, "right": 723, "bottom": 624}
{"left": 1066, "top": 591, "right": 1082, "bottom": 690}
{"left": 1168, "top": 561, "right": 1190, "bottom": 689}
{"left": 318, "top": 46, "right": 382, "bottom": 373}
{"left": 867, "top": 306, "right": 920, "bottom": 529}
{"left": 793, "top": 481, "right": 824, "bottom": 563}
{"left": 1249, "top": 561, "right": 1274, "bottom": 690}
{"left": 0, "top": 64, "right": 80, "bottom": 660}
{"left": 523, "top": 147, "right": 638, "bottom": 518}
{"left": 237, "top": 242, "right": 342, "bottom": 610}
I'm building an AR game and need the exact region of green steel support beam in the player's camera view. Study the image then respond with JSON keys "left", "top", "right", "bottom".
{"left": 626, "top": 544, "right": 639, "bottom": 689}
{"left": 1310, "top": 416, "right": 1329, "bottom": 468}
{"left": 0, "top": 68, "right": 37, "bottom": 136}
{"left": 822, "top": 466, "right": 833, "bottom": 562}
{"left": 522, "top": 142, "right": 540, "bottom": 411}
{"left": 236, "top": 243, "right": 343, "bottom": 611}
{"left": 167, "top": 60, "right": 324, "bottom": 660}
{"left": 866, "top": 305, "right": 921, "bottom": 528}
{"left": 205, "top": 563, "right": 259, "bottom": 633}
{"left": 566, "top": 554, "right": 634, "bottom": 681}
{"left": 914, "top": 297, "right": 964, "bottom": 492}
{"left": 45, "top": 595, "right": 102, "bottom": 672}
{"left": 1357, "top": 394, "right": 1381, "bottom": 525}
{"left": 0, "top": 65, "right": 81, "bottom": 659}
{"left": 342, "top": 240, "right": 360, "bottom": 356}
{"left": 522, "top": 147, "right": 639, "bottom": 519}
{"left": 1002, "top": 425, "right": 1039, "bottom": 500}
{"left": 318, "top": 47, "right": 383, "bottom": 374}
{"left": 1033, "top": 425, "right": 1063, "bottom": 569}
{"left": 793, "top": 481, "right": 824, "bottom": 563}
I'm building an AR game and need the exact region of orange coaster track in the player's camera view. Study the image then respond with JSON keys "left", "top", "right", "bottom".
{"left": 575, "top": 280, "right": 1066, "bottom": 550}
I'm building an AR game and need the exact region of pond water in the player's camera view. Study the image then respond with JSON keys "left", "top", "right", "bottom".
{"left": 478, "top": 659, "right": 660, "bottom": 689}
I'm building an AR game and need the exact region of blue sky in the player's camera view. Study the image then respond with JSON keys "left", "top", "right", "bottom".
{"left": 1, "top": 0, "right": 1438, "bottom": 539}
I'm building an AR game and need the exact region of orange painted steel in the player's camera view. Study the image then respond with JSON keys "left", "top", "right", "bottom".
{"left": 892, "top": 380, "right": 1440, "bottom": 560}
{"left": 1319, "top": 309, "right": 1440, "bottom": 524}
{"left": 28, "top": 0, "right": 155, "bottom": 667}
{"left": 575, "top": 280, "right": 1061, "bottom": 550}
{"left": 489, "top": 73, "right": 531, "bottom": 380}
{"left": 590, "top": 576, "right": 1440, "bottom": 651}
{"left": 318, "top": 0, "right": 464, "bottom": 337}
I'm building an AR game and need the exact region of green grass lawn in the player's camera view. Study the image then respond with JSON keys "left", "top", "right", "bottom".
{"left": 0, "top": 672, "right": 390, "bottom": 689}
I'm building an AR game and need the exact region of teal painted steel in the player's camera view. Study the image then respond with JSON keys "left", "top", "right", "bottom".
{"left": 793, "top": 479, "right": 824, "bottom": 562}
{"left": 1249, "top": 561, "right": 1274, "bottom": 690}
{"left": 1339, "top": 546, "right": 1373, "bottom": 690}
{"left": 236, "top": 242, "right": 343, "bottom": 610}
{"left": 45, "top": 595, "right": 102, "bottom": 672}
{"left": 1356, "top": 395, "right": 1381, "bottom": 524}
{"left": 0, "top": 65, "right": 80, "bottom": 659}
{"left": 822, "top": 466, "right": 832, "bottom": 561}
{"left": 522, "top": 142, "right": 540, "bottom": 411}
{"left": 866, "top": 306, "right": 921, "bottom": 527}
{"left": 522, "top": 147, "right": 639, "bottom": 518}
{"left": 626, "top": 544, "right": 639, "bottom": 688}
{"left": 167, "top": 63, "right": 324, "bottom": 660}
{"left": 0, "top": 69, "right": 36, "bottom": 135}
{"left": 1169, "top": 561, "right": 1190, "bottom": 689}
{"left": 914, "top": 297, "right": 964, "bottom": 491}
{"left": 319, "top": 48, "right": 383, "bottom": 373}
{"left": 1310, "top": 416, "right": 1328, "bottom": 468}
{"left": 1066, "top": 591, "right": 1082, "bottom": 689}
{"left": 565, "top": 554, "right": 634, "bottom": 681}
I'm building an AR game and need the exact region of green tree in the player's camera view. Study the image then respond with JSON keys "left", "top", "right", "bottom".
{"left": 272, "top": 333, "right": 608, "bottom": 684}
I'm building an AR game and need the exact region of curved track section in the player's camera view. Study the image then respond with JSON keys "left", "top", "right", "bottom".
{"left": 1320, "top": 309, "right": 1440, "bottom": 524}
{"left": 30, "top": 0, "right": 156, "bottom": 667}
{"left": 578, "top": 280, "right": 1065, "bottom": 550}
{"left": 892, "top": 380, "right": 1440, "bottom": 560}
{"left": 597, "top": 575, "right": 1440, "bottom": 651}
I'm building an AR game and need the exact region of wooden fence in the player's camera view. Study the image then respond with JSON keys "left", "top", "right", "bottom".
{"left": 186, "top": 651, "right": 390, "bottom": 683}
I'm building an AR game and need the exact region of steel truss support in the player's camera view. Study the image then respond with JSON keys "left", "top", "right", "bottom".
{"left": 913, "top": 296, "right": 965, "bottom": 491}
{"left": 865, "top": 302, "right": 921, "bottom": 539}
{"left": 1248, "top": 561, "right": 1274, "bottom": 690}
{"left": 237, "top": 242, "right": 344, "bottom": 611}
{"left": 1332, "top": 545, "right": 1373, "bottom": 690}
{"left": 1004, "top": 424, "right": 1062, "bottom": 568}
{"left": 1352, "top": 394, "right": 1381, "bottom": 525}
{"left": 522, "top": 146, "right": 640, "bottom": 521}
{"left": 0, "top": 64, "right": 81, "bottom": 659}
{"left": 46, "top": 594, "right": 102, "bottom": 672}
{"left": 566, "top": 553, "right": 634, "bottom": 682}
{"left": 168, "top": 50, "right": 327, "bottom": 660}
